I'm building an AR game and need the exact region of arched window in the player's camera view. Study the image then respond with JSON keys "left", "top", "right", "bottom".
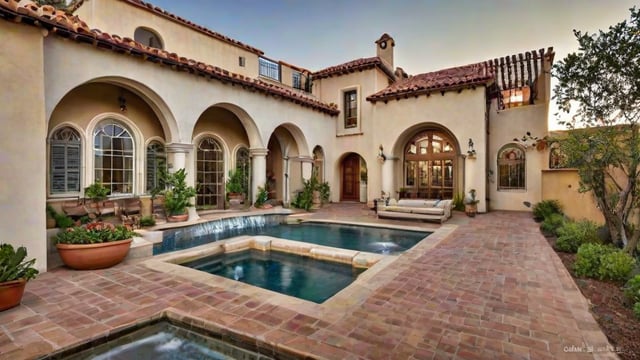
{"left": 196, "top": 137, "right": 224, "bottom": 208}
{"left": 498, "top": 145, "right": 526, "bottom": 190}
{"left": 50, "top": 127, "right": 81, "bottom": 194}
{"left": 236, "top": 147, "right": 251, "bottom": 198}
{"left": 134, "top": 27, "right": 164, "bottom": 49}
{"left": 93, "top": 121, "right": 134, "bottom": 195}
{"left": 403, "top": 130, "right": 456, "bottom": 199}
{"left": 549, "top": 144, "right": 568, "bottom": 169}
{"left": 146, "top": 141, "right": 166, "bottom": 193}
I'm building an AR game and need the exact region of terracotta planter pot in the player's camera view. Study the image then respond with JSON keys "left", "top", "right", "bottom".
{"left": 56, "top": 239, "right": 132, "bottom": 270}
{"left": 167, "top": 214, "right": 189, "bottom": 222}
{"left": 0, "top": 279, "right": 27, "bottom": 311}
{"left": 465, "top": 204, "right": 477, "bottom": 217}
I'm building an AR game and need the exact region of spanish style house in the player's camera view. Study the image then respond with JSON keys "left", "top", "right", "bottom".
{"left": 0, "top": 0, "right": 555, "bottom": 270}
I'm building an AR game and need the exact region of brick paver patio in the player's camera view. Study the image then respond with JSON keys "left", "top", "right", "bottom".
{"left": 0, "top": 205, "right": 617, "bottom": 359}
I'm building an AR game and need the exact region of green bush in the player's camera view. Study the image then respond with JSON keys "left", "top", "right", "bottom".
{"left": 532, "top": 199, "right": 563, "bottom": 222}
{"left": 54, "top": 213, "right": 74, "bottom": 229}
{"left": 540, "top": 213, "right": 565, "bottom": 236}
{"left": 254, "top": 185, "right": 269, "bottom": 208}
{"left": 452, "top": 192, "right": 465, "bottom": 211}
{"left": 633, "top": 302, "right": 640, "bottom": 320}
{"left": 624, "top": 275, "right": 640, "bottom": 304}
{"left": 597, "top": 251, "right": 636, "bottom": 281}
{"left": 555, "top": 220, "right": 600, "bottom": 253}
{"left": 139, "top": 215, "right": 156, "bottom": 227}
{"left": 574, "top": 243, "right": 615, "bottom": 278}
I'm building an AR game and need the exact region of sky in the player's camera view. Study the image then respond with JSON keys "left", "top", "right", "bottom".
{"left": 148, "top": 0, "right": 637, "bottom": 129}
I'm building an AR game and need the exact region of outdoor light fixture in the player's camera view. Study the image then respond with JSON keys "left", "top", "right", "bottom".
{"left": 377, "top": 144, "right": 386, "bottom": 163}
{"left": 467, "top": 138, "right": 476, "bottom": 157}
{"left": 118, "top": 95, "right": 127, "bottom": 112}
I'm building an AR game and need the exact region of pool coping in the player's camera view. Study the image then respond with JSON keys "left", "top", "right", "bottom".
{"left": 142, "top": 222, "right": 458, "bottom": 325}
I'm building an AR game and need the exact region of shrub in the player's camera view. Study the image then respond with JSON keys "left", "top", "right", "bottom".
{"left": 54, "top": 213, "right": 74, "bottom": 229}
{"left": 624, "top": 275, "right": 640, "bottom": 304}
{"left": 254, "top": 185, "right": 269, "bottom": 208}
{"left": 55, "top": 222, "right": 136, "bottom": 245}
{"left": 634, "top": 302, "right": 640, "bottom": 320}
{"left": 452, "top": 192, "right": 465, "bottom": 211}
{"left": 574, "top": 243, "right": 615, "bottom": 278}
{"left": 532, "top": 199, "right": 563, "bottom": 222}
{"left": 555, "top": 220, "right": 600, "bottom": 253}
{"left": 540, "top": 213, "right": 565, "bottom": 236}
{"left": 597, "top": 251, "right": 636, "bottom": 281}
{"left": 139, "top": 215, "right": 156, "bottom": 227}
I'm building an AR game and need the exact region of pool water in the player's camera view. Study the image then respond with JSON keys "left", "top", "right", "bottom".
{"left": 182, "top": 249, "right": 365, "bottom": 303}
{"left": 156, "top": 219, "right": 430, "bottom": 255}
{"left": 50, "top": 320, "right": 274, "bottom": 360}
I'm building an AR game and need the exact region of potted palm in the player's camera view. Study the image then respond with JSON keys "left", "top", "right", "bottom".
{"left": 0, "top": 244, "right": 38, "bottom": 311}
{"left": 163, "top": 168, "right": 197, "bottom": 222}
{"left": 54, "top": 222, "right": 137, "bottom": 270}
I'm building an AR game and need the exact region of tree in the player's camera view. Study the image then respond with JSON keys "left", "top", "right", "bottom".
{"left": 553, "top": 7, "right": 640, "bottom": 254}
{"left": 34, "top": 0, "right": 81, "bottom": 11}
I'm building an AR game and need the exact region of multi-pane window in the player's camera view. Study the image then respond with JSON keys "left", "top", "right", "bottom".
{"left": 549, "top": 144, "right": 568, "bottom": 169}
{"left": 146, "top": 141, "right": 166, "bottom": 193}
{"left": 196, "top": 137, "right": 224, "bottom": 208}
{"left": 50, "top": 127, "right": 81, "bottom": 194}
{"left": 344, "top": 90, "right": 357, "bottom": 128}
{"left": 292, "top": 71, "right": 302, "bottom": 90}
{"left": 259, "top": 57, "right": 280, "bottom": 81}
{"left": 403, "top": 130, "right": 456, "bottom": 199}
{"left": 498, "top": 145, "right": 526, "bottom": 190}
{"left": 93, "top": 121, "right": 134, "bottom": 195}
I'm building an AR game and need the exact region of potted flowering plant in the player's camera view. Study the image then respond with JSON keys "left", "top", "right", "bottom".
{"left": 0, "top": 244, "right": 38, "bottom": 311}
{"left": 54, "top": 222, "right": 137, "bottom": 270}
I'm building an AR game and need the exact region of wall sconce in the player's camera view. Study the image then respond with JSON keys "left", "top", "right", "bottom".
{"left": 377, "top": 144, "right": 386, "bottom": 163}
{"left": 118, "top": 95, "right": 127, "bottom": 112}
{"left": 467, "top": 138, "right": 476, "bottom": 158}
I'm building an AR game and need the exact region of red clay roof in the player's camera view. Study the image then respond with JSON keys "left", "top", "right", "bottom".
{"left": 118, "top": 0, "right": 264, "bottom": 56}
{"left": 0, "top": 0, "right": 338, "bottom": 116}
{"left": 367, "top": 47, "right": 554, "bottom": 103}
{"left": 313, "top": 57, "right": 396, "bottom": 81}
{"left": 367, "top": 62, "right": 493, "bottom": 102}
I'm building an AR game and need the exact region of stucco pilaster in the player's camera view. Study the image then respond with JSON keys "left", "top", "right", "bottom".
{"left": 250, "top": 148, "right": 269, "bottom": 203}
{"left": 382, "top": 156, "right": 398, "bottom": 199}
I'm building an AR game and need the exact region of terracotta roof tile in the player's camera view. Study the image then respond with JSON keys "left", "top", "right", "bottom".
{"left": 367, "top": 62, "right": 493, "bottom": 102}
{"left": 0, "top": 0, "right": 338, "bottom": 116}
{"left": 119, "top": 0, "right": 264, "bottom": 56}
{"left": 367, "top": 47, "right": 554, "bottom": 102}
{"left": 313, "top": 57, "right": 396, "bottom": 80}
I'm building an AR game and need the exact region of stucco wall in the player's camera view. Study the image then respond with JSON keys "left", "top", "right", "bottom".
{"left": 75, "top": 0, "right": 260, "bottom": 79}
{"left": 0, "top": 22, "right": 47, "bottom": 270}
{"left": 488, "top": 101, "right": 548, "bottom": 211}
{"left": 370, "top": 88, "right": 488, "bottom": 211}
{"left": 542, "top": 170, "right": 604, "bottom": 223}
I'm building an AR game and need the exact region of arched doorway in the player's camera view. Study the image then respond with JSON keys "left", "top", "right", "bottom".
{"left": 341, "top": 153, "right": 365, "bottom": 202}
{"left": 402, "top": 129, "right": 457, "bottom": 199}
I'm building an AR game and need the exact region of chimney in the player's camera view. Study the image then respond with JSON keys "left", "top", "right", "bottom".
{"left": 375, "top": 33, "right": 395, "bottom": 70}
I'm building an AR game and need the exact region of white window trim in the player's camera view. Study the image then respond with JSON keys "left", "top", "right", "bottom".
{"left": 338, "top": 85, "right": 362, "bottom": 136}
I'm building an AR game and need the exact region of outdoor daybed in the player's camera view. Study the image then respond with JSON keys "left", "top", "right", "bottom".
{"left": 377, "top": 199, "right": 453, "bottom": 223}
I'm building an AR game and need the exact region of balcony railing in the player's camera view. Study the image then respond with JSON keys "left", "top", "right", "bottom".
{"left": 259, "top": 57, "right": 280, "bottom": 81}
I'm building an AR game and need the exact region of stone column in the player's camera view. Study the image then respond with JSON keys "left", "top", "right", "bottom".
{"left": 250, "top": 148, "right": 269, "bottom": 204}
{"left": 382, "top": 156, "right": 398, "bottom": 199}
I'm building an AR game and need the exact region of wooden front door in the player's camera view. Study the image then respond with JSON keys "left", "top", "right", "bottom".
{"left": 341, "top": 154, "right": 360, "bottom": 201}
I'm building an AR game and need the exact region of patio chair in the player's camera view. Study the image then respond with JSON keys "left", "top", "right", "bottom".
{"left": 123, "top": 197, "right": 141, "bottom": 216}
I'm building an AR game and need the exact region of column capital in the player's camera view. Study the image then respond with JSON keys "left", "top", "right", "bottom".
{"left": 165, "top": 143, "right": 194, "bottom": 153}
{"left": 250, "top": 148, "right": 269, "bottom": 157}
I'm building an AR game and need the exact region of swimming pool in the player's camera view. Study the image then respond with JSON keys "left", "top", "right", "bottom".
{"left": 155, "top": 216, "right": 430, "bottom": 255}
{"left": 182, "top": 248, "right": 365, "bottom": 303}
